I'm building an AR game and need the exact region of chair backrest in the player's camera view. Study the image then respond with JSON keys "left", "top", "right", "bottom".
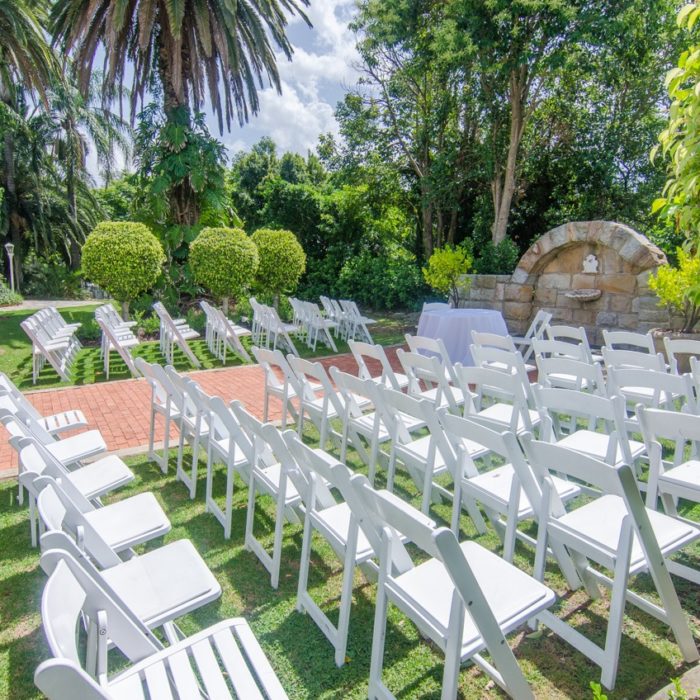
{"left": 453, "top": 364, "right": 532, "bottom": 431}
{"left": 522, "top": 309, "right": 552, "bottom": 341}
{"left": 607, "top": 367, "right": 694, "bottom": 410}
{"left": 664, "top": 336, "right": 700, "bottom": 374}
{"left": 535, "top": 355, "right": 606, "bottom": 394}
{"left": 603, "top": 329, "right": 655, "bottom": 354}
{"left": 636, "top": 404, "right": 700, "bottom": 470}
{"left": 229, "top": 401, "right": 275, "bottom": 470}
{"left": 404, "top": 334, "right": 456, "bottom": 382}
{"left": 329, "top": 367, "right": 378, "bottom": 420}
{"left": 349, "top": 341, "right": 401, "bottom": 389}
{"left": 545, "top": 324, "right": 596, "bottom": 363}
{"left": 252, "top": 346, "right": 299, "bottom": 393}
{"left": 532, "top": 337, "right": 587, "bottom": 363}
{"left": 288, "top": 356, "right": 337, "bottom": 408}
{"left": 471, "top": 331, "right": 517, "bottom": 353}
{"left": 470, "top": 345, "right": 534, "bottom": 402}
{"left": 601, "top": 346, "right": 666, "bottom": 371}
{"left": 396, "top": 348, "right": 460, "bottom": 411}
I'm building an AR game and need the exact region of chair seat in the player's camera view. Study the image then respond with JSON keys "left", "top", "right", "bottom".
{"left": 257, "top": 463, "right": 300, "bottom": 505}
{"left": 39, "top": 409, "right": 88, "bottom": 434}
{"left": 465, "top": 464, "right": 580, "bottom": 518}
{"left": 311, "top": 502, "right": 374, "bottom": 561}
{"left": 475, "top": 404, "right": 539, "bottom": 433}
{"left": 419, "top": 386, "right": 468, "bottom": 409}
{"left": 101, "top": 539, "right": 221, "bottom": 628}
{"left": 553, "top": 494, "right": 700, "bottom": 573}
{"left": 555, "top": 430, "right": 645, "bottom": 466}
{"left": 66, "top": 455, "right": 134, "bottom": 500}
{"left": 369, "top": 372, "right": 410, "bottom": 390}
{"left": 659, "top": 460, "right": 700, "bottom": 496}
{"left": 390, "top": 541, "right": 555, "bottom": 658}
{"left": 46, "top": 430, "right": 107, "bottom": 464}
{"left": 85, "top": 492, "right": 171, "bottom": 551}
{"left": 210, "top": 438, "right": 250, "bottom": 468}
{"left": 108, "top": 618, "right": 287, "bottom": 700}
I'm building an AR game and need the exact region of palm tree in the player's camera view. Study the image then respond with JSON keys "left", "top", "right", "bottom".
{"left": 44, "top": 74, "right": 131, "bottom": 265}
{"left": 0, "top": 0, "right": 57, "bottom": 281}
{"left": 51, "top": 0, "right": 310, "bottom": 132}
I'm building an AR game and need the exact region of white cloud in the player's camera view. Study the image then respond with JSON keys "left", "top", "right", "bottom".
{"left": 223, "top": 0, "right": 361, "bottom": 155}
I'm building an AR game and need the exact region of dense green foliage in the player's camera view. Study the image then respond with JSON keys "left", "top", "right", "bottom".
{"left": 649, "top": 248, "right": 700, "bottom": 332}
{"left": 423, "top": 244, "right": 473, "bottom": 307}
{"left": 251, "top": 228, "right": 306, "bottom": 306}
{"left": 653, "top": 2, "right": 700, "bottom": 249}
{"left": 22, "top": 251, "right": 85, "bottom": 299}
{"left": 81, "top": 222, "right": 165, "bottom": 318}
{"left": 189, "top": 227, "right": 259, "bottom": 312}
{"left": 0, "top": 275, "right": 22, "bottom": 306}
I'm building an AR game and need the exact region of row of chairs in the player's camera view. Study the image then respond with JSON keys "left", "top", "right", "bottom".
{"left": 199, "top": 300, "right": 252, "bottom": 363}
{"left": 288, "top": 297, "right": 338, "bottom": 351}
{"left": 1, "top": 375, "right": 292, "bottom": 698}
{"left": 94, "top": 303, "right": 140, "bottom": 379}
{"left": 249, "top": 297, "right": 299, "bottom": 355}
{"left": 319, "top": 295, "right": 376, "bottom": 343}
{"left": 20, "top": 307, "right": 82, "bottom": 384}
{"left": 136, "top": 339, "right": 699, "bottom": 695}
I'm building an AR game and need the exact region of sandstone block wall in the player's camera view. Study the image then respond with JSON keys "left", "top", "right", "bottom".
{"left": 457, "top": 221, "right": 671, "bottom": 345}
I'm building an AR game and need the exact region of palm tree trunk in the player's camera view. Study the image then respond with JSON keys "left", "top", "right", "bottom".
{"left": 66, "top": 152, "right": 82, "bottom": 270}
{"left": 3, "top": 131, "right": 23, "bottom": 287}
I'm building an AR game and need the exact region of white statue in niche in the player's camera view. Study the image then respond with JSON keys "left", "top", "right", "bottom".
{"left": 582, "top": 253, "right": 599, "bottom": 274}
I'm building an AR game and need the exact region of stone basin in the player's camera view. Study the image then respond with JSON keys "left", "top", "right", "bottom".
{"left": 564, "top": 288, "right": 602, "bottom": 302}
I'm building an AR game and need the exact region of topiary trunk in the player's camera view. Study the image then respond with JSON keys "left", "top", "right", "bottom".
{"left": 121, "top": 300, "right": 130, "bottom": 321}
{"left": 222, "top": 297, "right": 229, "bottom": 315}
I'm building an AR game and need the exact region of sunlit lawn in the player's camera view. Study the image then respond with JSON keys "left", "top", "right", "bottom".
{"left": 0, "top": 305, "right": 415, "bottom": 391}
{"left": 0, "top": 424, "right": 698, "bottom": 699}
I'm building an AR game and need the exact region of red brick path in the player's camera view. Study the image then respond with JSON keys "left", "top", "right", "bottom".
{"left": 0, "top": 348, "right": 404, "bottom": 478}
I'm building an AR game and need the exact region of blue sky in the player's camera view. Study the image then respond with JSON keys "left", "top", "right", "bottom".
{"left": 216, "top": 1, "right": 360, "bottom": 158}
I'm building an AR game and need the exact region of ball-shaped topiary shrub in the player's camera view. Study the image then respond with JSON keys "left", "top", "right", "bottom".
{"left": 189, "top": 227, "right": 259, "bottom": 314}
{"left": 82, "top": 221, "right": 165, "bottom": 319}
{"left": 251, "top": 228, "right": 306, "bottom": 308}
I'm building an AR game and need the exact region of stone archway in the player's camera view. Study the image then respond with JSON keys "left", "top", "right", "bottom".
{"left": 511, "top": 221, "right": 667, "bottom": 344}
{"left": 459, "top": 221, "right": 669, "bottom": 344}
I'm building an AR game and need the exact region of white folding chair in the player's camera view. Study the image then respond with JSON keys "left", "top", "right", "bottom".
{"left": 201, "top": 395, "right": 253, "bottom": 539}
{"left": 470, "top": 344, "right": 537, "bottom": 406}
{"left": 95, "top": 317, "right": 140, "bottom": 379}
{"left": 234, "top": 408, "right": 303, "bottom": 589}
{"left": 349, "top": 340, "right": 408, "bottom": 390}
{"left": 304, "top": 301, "right": 338, "bottom": 351}
{"left": 14, "top": 436, "right": 134, "bottom": 546}
{"left": 396, "top": 348, "right": 468, "bottom": 413}
{"left": 285, "top": 432, "right": 382, "bottom": 666}
{"left": 439, "top": 412, "right": 580, "bottom": 562}
{"left": 664, "top": 336, "right": 700, "bottom": 374}
{"left": 511, "top": 308, "right": 552, "bottom": 363}
{"left": 536, "top": 355, "right": 607, "bottom": 394}
{"left": 532, "top": 385, "right": 645, "bottom": 471}
{"left": 134, "top": 358, "right": 182, "bottom": 474}
{"left": 288, "top": 356, "right": 343, "bottom": 451}
{"left": 251, "top": 346, "right": 306, "bottom": 427}
{"left": 340, "top": 300, "right": 375, "bottom": 343}
{"left": 521, "top": 436, "right": 699, "bottom": 689}
{"left": 454, "top": 365, "right": 539, "bottom": 435}
{"left": 546, "top": 324, "right": 602, "bottom": 364}
{"left": 636, "top": 405, "right": 700, "bottom": 584}
{"left": 34, "top": 558, "right": 289, "bottom": 700}
{"left": 602, "top": 346, "right": 667, "bottom": 371}
{"left": 39, "top": 531, "right": 221, "bottom": 646}
{"left": 353, "top": 475, "right": 556, "bottom": 700}
{"left": 36, "top": 476, "right": 170, "bottom": 554}
{"left": 265, "top": 305, "right": 299, "bottom": 355}
{"left": 0, "top": 371, "right": 88, "bottom": 435}
{"left": 405, "top": 333, "right": 458, "bottom": 384}
{"left": 603, "top": 329, "right": 656, "bottom": 354}
{"left": 153, "top": 301, "right": 201, "bottom": 368}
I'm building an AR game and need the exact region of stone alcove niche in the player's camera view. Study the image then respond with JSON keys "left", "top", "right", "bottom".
{"left": 460, "top": 221, "right": 669, "bottom": 345}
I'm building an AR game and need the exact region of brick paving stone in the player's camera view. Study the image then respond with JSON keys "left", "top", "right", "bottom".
{"left": 0, "top": 347, "right": 403, "bottom": 478}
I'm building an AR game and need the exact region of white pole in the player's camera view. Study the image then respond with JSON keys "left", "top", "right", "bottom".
{"left": 8, "top": 252, "right": 14, "bottom": 293}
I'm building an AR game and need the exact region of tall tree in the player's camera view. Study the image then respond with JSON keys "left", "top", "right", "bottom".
{"left": 51, "top": 0, "right": 310, "bottom": 225}
{"left": 0, "top": 0, "right": 56, "bottom": 279}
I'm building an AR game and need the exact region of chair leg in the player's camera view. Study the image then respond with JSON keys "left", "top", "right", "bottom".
{"left": 296, "top": 508, "right": 314, "bottom": 613}
{"left": 223, "top": 457, "right": 235, "bottom": 540}
{"left": 368, "top": 580, "right": 389, "bottom": 700}
{"left": 335, "top": 535, "right": 358, "bottom": 667}
{"left": 270, "top": 488, "right": 287, "bottom": 589}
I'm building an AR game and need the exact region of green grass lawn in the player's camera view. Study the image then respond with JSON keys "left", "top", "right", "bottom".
{"left": 0, "top": 305, "right": 415, "bottom": 391}
{"left": 0, "top": 426, "right": 698, "bottom": 699}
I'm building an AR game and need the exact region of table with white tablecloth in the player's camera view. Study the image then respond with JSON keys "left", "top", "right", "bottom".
{"left": 416, "top": 308, "right": 508, "bottom": 365}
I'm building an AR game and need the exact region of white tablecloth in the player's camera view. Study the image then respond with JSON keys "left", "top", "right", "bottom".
{"left": 416, "top": 308, "right": 508, "bottom": 365}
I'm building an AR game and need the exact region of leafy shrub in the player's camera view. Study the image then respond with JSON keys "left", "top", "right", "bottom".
{"left": 472, "top": 238, "right": 520, "bottom": 275}
{"left": 82, "top": 221, "right": 165, "bottom": 320}
{"left": 131, "top": 310, "right": 161, "bottom": 338}
{"left": 0, "top": 275, "right": 22, "bottom": 306}
{"left": 23, "top": 250, "right": 86, "bottom": 299}
{"left": 76, "top": 319, "right": 101, "bottom": 344}
{"left": 337, "top": 246, "right": 425, "bottom": 310}
{"left": 189, "top": 227, "right": 258, "bottom": 314}
{"left": 251, "top": 228, "right": 306, "bottom": 307}
{"left": 649, "top": 248, "right": 700, "bottom": 332}
{"left": 423, "top": 244, "right": 473, "bottom": 307}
